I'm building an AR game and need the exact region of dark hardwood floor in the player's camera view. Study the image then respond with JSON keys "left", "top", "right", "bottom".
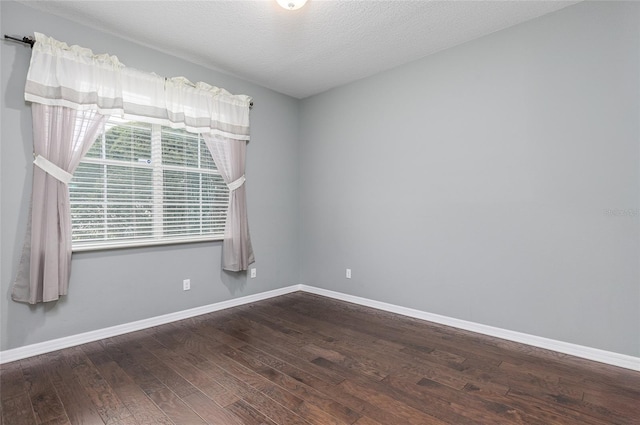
{"left": 1, "top": 292, "right": 639, "bottom": 424}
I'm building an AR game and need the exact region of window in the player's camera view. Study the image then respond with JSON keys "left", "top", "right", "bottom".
{"left": 69, "top": 118, "right": 229, "bottom": 251}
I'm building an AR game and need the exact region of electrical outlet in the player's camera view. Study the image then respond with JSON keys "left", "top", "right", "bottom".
{"left": 250, "top": 268, "right": 257, "bottom": 278}
{"left": 183, "top": 279, "right": 191, "bottom": 291}
{"left": 346, "top": 268, "right": 351, "bottom": 279}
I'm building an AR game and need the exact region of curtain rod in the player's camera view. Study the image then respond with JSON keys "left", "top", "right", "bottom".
{"left": 4, "top": 35, "right": 35, "bottom": 47}
{"left": 3, "top": 34, "right": 254, "bottom": 109}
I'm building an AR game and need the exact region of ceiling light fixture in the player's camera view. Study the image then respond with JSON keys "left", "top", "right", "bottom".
{"left": 277, "top": 0, "right": 308, "bottom": 11}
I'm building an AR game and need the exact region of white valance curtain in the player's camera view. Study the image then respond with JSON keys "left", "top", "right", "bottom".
{"left": 24, "top": 33, "right": 252, "bottom": 139}
{"left": 13, "top": 33, "right": 255, "bottom": 304}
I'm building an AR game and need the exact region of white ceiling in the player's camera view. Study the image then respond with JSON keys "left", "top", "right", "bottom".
{"left": 19, "top": 0, "right": 580, "bottom": 99}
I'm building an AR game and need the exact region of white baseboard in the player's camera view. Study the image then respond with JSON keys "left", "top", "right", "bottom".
{"left": 0, "top": 285, "right": 300, "bottom": 364}
{"left": 299, "top": 285, "right": 640, "bottom": 372}
{"left": 2, "top": 284, "right": 638, "bottom": 372}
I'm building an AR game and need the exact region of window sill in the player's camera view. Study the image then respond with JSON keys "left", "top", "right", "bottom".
{"left": 72, "top": 235, "right": 224, "bottom": 253}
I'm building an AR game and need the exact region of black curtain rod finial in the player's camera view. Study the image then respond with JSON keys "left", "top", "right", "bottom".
{"left": 4, "top": 35, "right": 35, "bottom": 48}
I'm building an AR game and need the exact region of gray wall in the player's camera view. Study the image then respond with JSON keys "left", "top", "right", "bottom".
{"left": 1, "top": 1, "right": 299, "bottom": 351}
{"left": 299, "top": 1, "right": 640, "bottom": 356}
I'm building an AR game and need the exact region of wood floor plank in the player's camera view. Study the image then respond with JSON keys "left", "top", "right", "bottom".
{"left": 109, "top": 339, "right": 198, "bottom": 399}
{"left": 20, "top": 355, "right": 68, "bottom": 425}
{"left": 225, "top": 399, "right": 278, "bottom": 425}
{"left": 248, "top": 300, "right": 500, "bottom": 392}
{"left": 38, "top": 416, "right": 71, "bottom": 425}
{"left": 163, "top": 340, "right": 311, "bottom": 425}
{"left": 181, "top": 391, "right": 243, "bottom": 425}
{"left": 98, "top": 339, "right": 166, "bottom": 396}
{"left": 582, "top": 386, "right": 640, "bottom": 419}
{"left": 2, "top": 292, "right": 639, "bottom": 425}
{"left": 291, "top": 294, "right": 629, "bottom": 391}
{"left": 146, "top": 387, "right": 206, "bottom": 425}
{"left": 339, "top": 377, "right": 449, "bottom": 425}
{"left": 234, "top": 347, "right": 416, "bottom": 425}
{"left": 202, "top": 316, "right": 348, "bottom": 386}
{"left": 0, "top": 361, "right": 29, "bottom": 402}
{"left": 284, "top": 296, "right": 506, "bottom": 367}
{"left": 353, "top": 417, "right": 384, "bottom": 425}
{"left": 385, "top": 375, "right": 489, "bottom": 425}
{"left": 236, "top": 344, "right": 377, "bottom": 417}
{"left": 218, "top": 345, "right": 354, "bottom": 425}
{"left": 222, "top": 345, "right": 361, "bottom": 424}
{"left": 309, "top": 354, "right": 477, "bottom": 425}
{"left": 62, "top": 346, "right": 133, "bottom": 424}
{"left": 43, "top": 351, "right": 105, "bottom": 425}
{"left": 505, "top": 387, "right": 613, "bottom": 425}
{"left": 1, "top": 394, "right": 37, "bottom": 425}
{"left": 89, "top": 359, "right": 174, "bottom": 425}
{"left": 138, "top": 335, "right": 241, "bottom": 407}
{"left": 498, "top": 364, "right": 627, "bottom": 424}
{"left": 190, "top": 350, "right": 315, "bottom": 425}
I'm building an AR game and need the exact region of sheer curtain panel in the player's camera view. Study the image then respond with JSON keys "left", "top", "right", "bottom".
{"left": 204, "top": 135, "right": 255, "bottom": 271}
{"left": 13, "top": 33, "right": 253, "bottom": 303}
{"left": 12, "top": 105, "right": 107, "bottom": 303}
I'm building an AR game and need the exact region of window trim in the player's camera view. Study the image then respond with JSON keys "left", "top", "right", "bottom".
{"left": 70, "top": 120, "right": 230, "bottom": 252}
{"left": 71, "top": 235, "right": 222, "bottom": 253}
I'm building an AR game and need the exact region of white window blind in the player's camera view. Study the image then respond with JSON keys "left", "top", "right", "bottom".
{"left": 69, "top": 118, "right": 229, "bottom": 251}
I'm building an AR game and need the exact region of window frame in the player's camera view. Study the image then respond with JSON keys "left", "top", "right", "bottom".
{"left": 69, "top": 118, "right": 230, "bottom": 252}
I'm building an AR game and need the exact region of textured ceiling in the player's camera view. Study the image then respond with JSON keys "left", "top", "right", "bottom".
{"left": 18, "top": 0, "right": 580, "bottom": 99}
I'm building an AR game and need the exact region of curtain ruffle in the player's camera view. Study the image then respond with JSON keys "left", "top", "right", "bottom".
{"left": 25, "top": 33, "right": 251, "bottom": 140}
